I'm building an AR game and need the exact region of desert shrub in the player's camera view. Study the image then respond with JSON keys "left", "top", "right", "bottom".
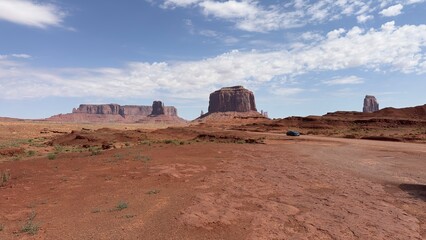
{"left": 21, "top": 211, "right": 38, "bottom": 235}
{"left": 27, "top": 150, "right": 36, "bottom": 157}
{"left": 47, "top": 153, "right": 56, "bottom": 160}
{"left": 53, "top": 145, "right": 64, "bottom": 154}
{"left": 21, "top": 221, "right": 39, "bottom": 235}
{"left": 163, "top": 139, "right": 184, "bottom": 145}
{"left": 146, "top": 189, "right": 160, "bottom": 195}
{"left": 116, "top": 201, "right": 128, "bottom": 211}
{"left": 0, "top": 170, "right": 11, "bottom": 186}
{"left": 90, "top": 146, "right": 101, "bottom": 156}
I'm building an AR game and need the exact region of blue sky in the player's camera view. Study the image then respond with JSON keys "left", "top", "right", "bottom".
{"left": 0, "top": 0, "right": 425, "bottom": 120}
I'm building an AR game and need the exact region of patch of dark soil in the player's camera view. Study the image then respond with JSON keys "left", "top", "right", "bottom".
{"left": 0, "top": 147, "right": 25, "bottom": 156}
{"left": 49, "top": 128, "right": 148, "bottom": 147}
{"left": 361, "top": 136, "right": 402, "bottom": 142}
{"left": 399, "top": 184, "right": 426, "bottom": 201}
{"left": 195, "top": 133, "right": 264, "bottom": 144}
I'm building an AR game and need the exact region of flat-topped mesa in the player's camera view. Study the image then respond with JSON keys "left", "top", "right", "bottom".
{"left": 72, "top": 102, "right": 178, "bottom": 117}
{"left": 363, "top": 95, "right": 379, "bottom": 113}
{"left": 208, "top": 86, "right": 257, "bottom": 113}
{"left": 120, "top": 105, "right": 152, "bottom": 116}
{"left": 73, "top": 104, "right": 122, "bottom": 115}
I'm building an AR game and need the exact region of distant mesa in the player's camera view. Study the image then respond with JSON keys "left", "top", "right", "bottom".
{"left": 208, "top": 86, "right": 257, "bottom": 113}
{"left": 48, "top": 101, "right": 186, "bottom": 124}
{"left": 363, "top": 95, "right": 379, "bottom": 113}
{"left": 197, "top": 86, "right": 267, "bottom": 122}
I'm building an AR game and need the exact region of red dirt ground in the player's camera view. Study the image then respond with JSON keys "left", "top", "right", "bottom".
{"left": 0, "top": 121, "right": 425, "bottom": 239}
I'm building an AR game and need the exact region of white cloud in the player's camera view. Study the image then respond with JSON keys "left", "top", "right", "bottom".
{"left": 323, "top": 76, "right": 364, "bottom": 85}
{"left": 0, "top": 54, "right": 32, "bottom": 59}
{"left": 199, "top": 0, "right": 258, "bottom": 19}
{"left": 11, "top": 54, "right": 32, "bottom": 59}
{"left": 162, "top": 0, "right": 201, "bottom": 8}
{"left": 357, "top": 14, "right": 374, "bottom": 23}
{"left": 1, "top": 22, "right": 426, "bottom": 99}
{"left": 157, "top": 0, "right": 426, "bottom": 32}
{"left": 0, "top": 0, "right": 65, "bottom": 28}
{"left": 405, "top": 0, "right": 425, "bottom": 4}
{"left": 380, "top": 4, "right": 404, "bottom": 17}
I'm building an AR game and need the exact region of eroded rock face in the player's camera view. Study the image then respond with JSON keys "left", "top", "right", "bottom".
{"left": 151, "top": 101, "right": 165, "bottom": 115}
{"left": 72, "top": 102, "right": 178, "bottom": 117}
{"left": 208, "top": 86, "right": 257, "bottom": 113}
{"left": 363, "top": 95, "right": 379, "bottom": 113}
{"left": 120, "top": 106, "right": 152, "bottom": 116}
{"left": 73, "top": 104, "right": 122, "bottom": 115}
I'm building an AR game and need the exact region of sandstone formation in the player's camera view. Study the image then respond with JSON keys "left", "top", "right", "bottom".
{"left": 151, "top": 101, "right": 165, "bottom": 116}
{"left": 48, "top": 101, "right": 186, "bottom": 124}
{"left": 363, "top": 95, "right": 379, "bottom": 113}
{"left": 72, "top": 102, "right": 177, "bottom": 117}
{"left": 208, "top": 86, "right": 257, "bottom": 113}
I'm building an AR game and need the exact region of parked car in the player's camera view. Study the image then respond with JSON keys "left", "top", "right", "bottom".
{"left": 286, "top": 130, "right": 300, "bottom": 136}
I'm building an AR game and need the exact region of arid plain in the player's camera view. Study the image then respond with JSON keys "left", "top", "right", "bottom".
{"left": 0, "top": 117, "right": 425, "bottom": 240}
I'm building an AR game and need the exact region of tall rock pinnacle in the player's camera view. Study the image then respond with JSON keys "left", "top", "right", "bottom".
{"left": 363, "top": 95, "right": 379, "bottom": 113}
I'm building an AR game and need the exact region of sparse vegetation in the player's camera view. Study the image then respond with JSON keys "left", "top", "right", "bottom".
{"left": 163, "top": 139, "right": 187, "bottom": 145}
{"left": 54, "top": 145, "right": 64, "bottom": 154}
{"left": 47, "top": 153, "right": 56, "bottom": 160}
{"left": 27, "top": 150, "right": 36, "bottom": 157}
{"left": 146, "top": 189, "right": 160, "bottom": 195}
{"left": 0, "top": 224, "right": 4, "bottom": 231}
{"left": 21, "top": 211, "right": 39, "bottom": 235}
{"left": 115, "top": 201, "right": 128, "bottom": 211}
{"left": 89, "top": 146, "right": 102, "bottom": 156}
{"left": 0, "top": 170, "right": 11, "bottom": 186}
{"left": 21, "top": 221, "right": 39, "bottom": 235}
{"left": 134, "top": 154, "right": 151, "bottom": 162}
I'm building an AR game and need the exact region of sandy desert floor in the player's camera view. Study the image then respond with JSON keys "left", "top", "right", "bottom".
{"left": 0, "top": 121, "right": 425, "bottom": 239}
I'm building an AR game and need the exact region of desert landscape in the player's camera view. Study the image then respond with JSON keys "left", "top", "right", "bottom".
{"left": 0, "top": 86, "right": 425, "bottom": 240}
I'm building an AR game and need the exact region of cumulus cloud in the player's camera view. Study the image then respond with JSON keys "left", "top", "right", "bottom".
{"left": 380, "top": 4, "right": 404, "bottom": 17}
{"left": 322, "top": 76, "right": 364, "bottom": 85}
{"left": 0, "top": 0, "right": 65, "bottom": 28}
{"left": 1, "top": 22, "right": 426, "bottom": 99}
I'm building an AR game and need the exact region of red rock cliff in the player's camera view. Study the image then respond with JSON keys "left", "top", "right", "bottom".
{"left": 208, "top": 86, "right": 257, "bottom": 113}
{"left": 72, "top": 102, "right": 177, "bottom": 117}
